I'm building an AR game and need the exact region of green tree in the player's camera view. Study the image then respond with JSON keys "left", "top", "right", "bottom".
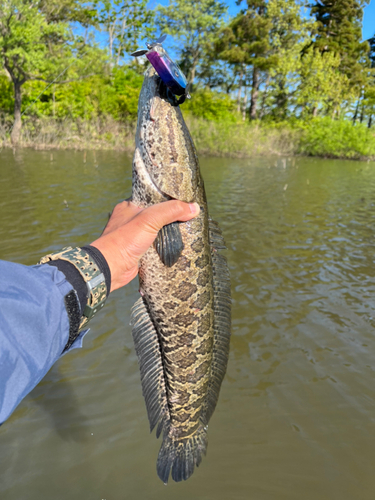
{"left": 183, "top": 87, "right": 236, "bottom": 120}
{"left": 28, "top": 66, "right": 142, "bottom": 120}
{"left": 297, "top": 48, "right": 353, "bottom": 117}
{"left": 307, "top": 0, "right": 370, "bottom": 92}
{"left": 156, "top": 0, "right": 227, "bottom": 85}
{"left": 94, "top": 0, "right": 154, "bottom": 68}
{"left": 0, "top": 0, "right": 108, "bottom": 144}
{"left": 369, "top": 34, "right": 375, "bottom": 68}
{"left": 39, "top": 0, "right": 97, "bottom": 25}
{"left": 362, "top": 35, "right": 375, "bottom": 127}
{"left": 215, "top": 1, "right": 278, "bottom": 120}
{"left": 0, "top": 0, "right": 71, "bottom": 144}
{"left": 253, "top": 0, "right": 312, "bottom": 120}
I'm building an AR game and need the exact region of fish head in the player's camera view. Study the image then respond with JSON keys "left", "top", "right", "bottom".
{"left": 136, "top": 66, "right": 200, "bottom": 202}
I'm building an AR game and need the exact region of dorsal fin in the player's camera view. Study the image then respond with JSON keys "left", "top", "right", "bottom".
{"left": 131, "top": 297, "right": 170, "bottom": 437}
{"left": 202, "top": 218, "right": 231, "bottom": 424}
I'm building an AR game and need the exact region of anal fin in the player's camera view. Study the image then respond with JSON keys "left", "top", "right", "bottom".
{"left": 202, "top": 218, "right": 231, "bottom": 424}
{"left": 131, "top": 297, "right": 170, "bottom": 437}
{"left": 154, "top": 222, "right": 184, "bottom": 267}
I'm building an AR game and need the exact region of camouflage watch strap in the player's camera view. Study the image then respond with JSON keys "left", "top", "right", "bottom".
{"left": 39, "top": 246, "right": 107, "bottom": 330}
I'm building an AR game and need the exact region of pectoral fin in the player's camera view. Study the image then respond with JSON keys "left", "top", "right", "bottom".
{"left": 154, "top": 222, "right": 184, "bottom": 267}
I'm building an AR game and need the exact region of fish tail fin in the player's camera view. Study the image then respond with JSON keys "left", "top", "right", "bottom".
{"left": 157, "top": 424, "right": 208, "bottom": 484}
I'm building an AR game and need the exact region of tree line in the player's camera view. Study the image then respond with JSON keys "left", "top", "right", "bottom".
{"left": 0, "top": 0, "right": 374, "bottom": 145}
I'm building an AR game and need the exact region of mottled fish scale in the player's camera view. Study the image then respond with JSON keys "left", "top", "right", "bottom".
{"left": 131, "top": 67, "right": 231, "bottom": 483}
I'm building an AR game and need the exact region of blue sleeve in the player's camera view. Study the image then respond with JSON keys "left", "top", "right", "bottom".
{"left": 0, "top": 260, "right": 83, "bottom": 424}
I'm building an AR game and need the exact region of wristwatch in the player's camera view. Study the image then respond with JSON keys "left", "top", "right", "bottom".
{"left": 39, "top": 247, "right": 107, "bottom": 330}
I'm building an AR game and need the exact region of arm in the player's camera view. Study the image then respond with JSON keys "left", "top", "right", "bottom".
{"left": 0, "top": 200, "right": 200, "bottom": 424}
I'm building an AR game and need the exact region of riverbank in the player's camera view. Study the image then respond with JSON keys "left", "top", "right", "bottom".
{"left": 1, "top": 115, "right": 374, "bottom": 161}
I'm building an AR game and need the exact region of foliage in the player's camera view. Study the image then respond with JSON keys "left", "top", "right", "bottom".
{"left": 0, "top": 0, "right": 71, "bottom": 83}
{"left": 215, "top": 1, "right": 276, "bottom": 70}
{"left": 156, "top": 0, "right": 227, "bottom": 84}
{"left": 307, "top": 0, "right": 370, "bottom": 91}
{"left": 38, "top": 0, "right": 97, "bottom": 26}
{"left": 185, "top": 115, "right": 299, "bottom": 156}
{"left": 298, "top": 116, "right": 375, "bottom": 158}
{"left": 297, "top": 49, "right": 354, "bottom": 117}
{"left": 0, "top": 0, "right": 78, "bottom": 143}
{"left": 183, "top": 88, "right": 237, "bottom": 121}
{"left": 93, "top": 0, "right": 154, "bottom": 66}
{"left": 369, "top": 35, "right": 375, "bottom": 68}
{"left": 0, "top": 114, "right": 136, "bottom": 150}
{"left": 15, "top": 66, "right": 143, "bottom": 120}
{"left": 215, "top": 0, "right": 308, "bottom": 120}
{"left": 263, "top": 0, "right": 313, "bottom": 119}
{"left": 0, "top": 0, "right": 375, "bottom": 154}
{"left": 187, "top": 115, "right": 375, "bottom": 159}
{"left": 0, "top": 74, "right": 13, "bottom": 113}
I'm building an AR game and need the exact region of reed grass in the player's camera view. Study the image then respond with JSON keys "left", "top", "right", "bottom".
{"left": 185, "top": 116, "right": 300, "bottom": 157}
{"left": 1, "top": 114, "right": 374, "bottom": 161}
{"left": 0, "top": 115, "right": 136, "bottom": 151}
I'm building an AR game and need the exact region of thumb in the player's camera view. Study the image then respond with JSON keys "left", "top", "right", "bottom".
{"left": 137, "top": 200, "right": 200, "bottom": 234}
{"left": 121, "top": 200, "right": 200, "bottom": 260}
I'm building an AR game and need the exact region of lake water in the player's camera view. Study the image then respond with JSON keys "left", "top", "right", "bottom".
{"left": 1, "top": 149, "right": 375, "bottom": 499}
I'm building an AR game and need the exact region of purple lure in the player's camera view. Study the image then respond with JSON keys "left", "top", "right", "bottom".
{"left": 131, "top": 35, "right": 190, "bottom": 101}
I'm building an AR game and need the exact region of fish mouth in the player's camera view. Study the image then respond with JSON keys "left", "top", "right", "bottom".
{"left": 153, "top": 74, "right": 181, "bottom": 107}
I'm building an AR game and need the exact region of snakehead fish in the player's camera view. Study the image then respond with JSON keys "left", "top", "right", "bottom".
{"left": 131, "top": 66, "right": 231, "bottom": 483}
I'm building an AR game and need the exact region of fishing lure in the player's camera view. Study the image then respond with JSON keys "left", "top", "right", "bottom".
{"left": 131, "top": 35, "right": 190, "bottom": 106}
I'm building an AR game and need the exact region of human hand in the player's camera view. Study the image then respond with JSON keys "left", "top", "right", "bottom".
{"left": 90, "top": 200, "right": 200, "bottom": 292}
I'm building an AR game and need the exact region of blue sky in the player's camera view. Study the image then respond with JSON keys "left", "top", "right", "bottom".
{"left": 363, "top": 0, "right": 375, "bottom": 40}
{"left": 230, "top": 0, "right": 375, "bottom": 41}
{"left": 152, "top": 0, "right": 374, "bottom": 40}
{"left": 94, "top": 0, "right": 375, "bottom": 54}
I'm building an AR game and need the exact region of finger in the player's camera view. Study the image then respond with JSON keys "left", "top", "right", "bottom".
{"left": 117, "top": 201, "right": 200, "bottom": 261}
{"left": 102, "top": 200, "right": 144, "bottom": 235}
{"left": 136, "top": 200, "right": 200, "bottom": 234}
{"left": 112, "top": 200, "right": 144, "bottom": 220}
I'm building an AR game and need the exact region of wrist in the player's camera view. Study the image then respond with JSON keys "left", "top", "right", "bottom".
{"left": 81, "top": 245, "right": 111, "bottom": 295}
{"left": 39, "top": 246, "right": 110, "bottom": 351}
{"left": 90, "top": 235, "right": 134, "bottom": 292}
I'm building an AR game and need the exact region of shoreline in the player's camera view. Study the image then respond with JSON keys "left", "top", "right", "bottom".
{"left": 1, "top": 115, "right": 374, "bottom": 162}
{"left": 1, "top": 140, "right": 374, "bottom": 163}
{"left": 1, "top": 142, "right": 373, "bottom": 163}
